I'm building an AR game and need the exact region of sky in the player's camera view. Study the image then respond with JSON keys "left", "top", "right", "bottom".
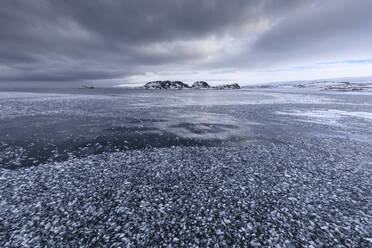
{"left": 1, "top": 0, "right": 372, "bottom": 87}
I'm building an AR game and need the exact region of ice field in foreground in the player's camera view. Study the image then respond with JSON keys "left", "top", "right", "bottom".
{"left": 0, "top": 87, "right": 371, "bottom": 247}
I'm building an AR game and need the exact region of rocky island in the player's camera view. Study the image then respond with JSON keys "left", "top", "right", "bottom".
{"left": 215, "top": 83, "right": 241, "bottom": 89}
{"left": 144, "top": 81, "right": 190, "bottom": 89}
{"left": 192, "top": 81, "right": 211, "bottom": 88}
{"left": 144, "top": 81, "right": 240, "bottom": 90}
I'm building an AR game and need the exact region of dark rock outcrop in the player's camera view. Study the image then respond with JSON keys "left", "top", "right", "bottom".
{"left": 143, "top": 81, "right": 241, "bottom": 90}
{"left": 215, "top": 83, "right": 240, "bottom": 89}
{"left": 192, "top": 81, "right": 210, "bottom": 88}
{"left": 144, "top": 81, "right": 190, "bottom": 89}
{"left": 79, "top": 85, "right": 95, "bottom": 89}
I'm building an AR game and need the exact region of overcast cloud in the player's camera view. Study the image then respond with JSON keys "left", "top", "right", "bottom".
{"left": 0, "top": 0, "right": 371, "bottom": 86}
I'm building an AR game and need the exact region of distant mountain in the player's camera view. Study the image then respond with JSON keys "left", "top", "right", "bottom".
{"left": 245, "top": 75, "right": 372, "bottom": 89}
{"left": 247, "top": 80, "right": 372, "bottom": 92}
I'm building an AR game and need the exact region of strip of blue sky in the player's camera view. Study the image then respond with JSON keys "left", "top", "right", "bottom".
{"left": 258, "top": 59, "right": 372, "bottom": 73}
{"left": 258, "top": 65, "right": 318, "bottom": 73}
{"left": 318, "top": 59, "right": 372, "bottom": 65}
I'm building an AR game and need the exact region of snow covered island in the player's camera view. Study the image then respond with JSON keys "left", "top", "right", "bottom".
{"left": 215, "top": 83, "right": 240, "bottom": 89}
{"left": 192, "top": 81, "right": 211, "bottom": 88}
{"left": 144, "top": 81, "right": 190, "bottom": 89}
{"left": 144, "top": 81, "right": 240, "bottom": 90}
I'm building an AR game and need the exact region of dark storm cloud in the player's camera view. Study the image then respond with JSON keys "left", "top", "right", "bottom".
{"left": 0, "top": 0, "right": 370, "bottom": 84}
{"left": 245, "top": 0, "right": 372, "bottom": 67}
{"left": 0, "top": 0, "right": 307, "bottom": 83}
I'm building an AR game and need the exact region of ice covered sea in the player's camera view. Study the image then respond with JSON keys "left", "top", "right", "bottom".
{"left": 0, "top": 87, "right": 371, "bottom": 247}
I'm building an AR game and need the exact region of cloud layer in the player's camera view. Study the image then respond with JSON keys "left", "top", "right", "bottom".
{"left": 0, "top": 0, "right": 371, "bottom": 86}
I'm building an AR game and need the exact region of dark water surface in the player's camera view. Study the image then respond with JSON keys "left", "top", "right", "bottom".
{"left": 1, "top": 87, "right": 372, "bottom": 169}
